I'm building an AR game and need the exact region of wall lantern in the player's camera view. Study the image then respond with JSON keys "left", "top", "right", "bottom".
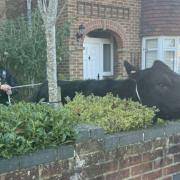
{"left": 76, "top": 24, "right": 85, "bottom": 42}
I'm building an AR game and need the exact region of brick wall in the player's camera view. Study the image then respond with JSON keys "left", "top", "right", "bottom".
{"left": 1, "top": 122, "right": 180, "bottom": 179}
{"left": 65, "top": 0, "right": 141, "bottom": 79}
{"left": 141, "top": 0, "right": 180, "bottom": 36}
{"left": 5, "top": 0, "right": 37, "bottom": 19}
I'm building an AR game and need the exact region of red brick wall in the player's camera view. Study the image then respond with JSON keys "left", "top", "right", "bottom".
{"left": 1, "top": 123, "right": 180, "bottom": 180}
{"left": 141, "top": 0, "right": 180, "bottom": 36}
{"left": 0, "top": 129, "right": 180, "bottom": 180}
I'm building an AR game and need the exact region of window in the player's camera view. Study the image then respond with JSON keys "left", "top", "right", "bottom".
{"left": 145, "top": 39, "right": 158, "bottom": 68}
{"left": 101, "top": 42, "right": 113, "bottom": 76}
{"left": 142, "top": 37, "right": 180, "bottom": 73}
{"left": 103, "top": 44, "right": 111, "bottom": 72}
{"left": 177, "top": 38, "right": 180, "bottom": 73}
{"left": 163, "top": 38, "right": 176, "bottom": 70}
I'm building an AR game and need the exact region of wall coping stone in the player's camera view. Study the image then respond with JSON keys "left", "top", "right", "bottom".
{"left": 0, "top": 144, "right": 74, "bottom": 174}
{"left": 1, "top": 122, "right": 180, "bottom": 173}
{"left": 75, "top": 124, "right": 105, "bottom": 143}
{"left": 173, "top": 173, "right": 180, "bottom": 180}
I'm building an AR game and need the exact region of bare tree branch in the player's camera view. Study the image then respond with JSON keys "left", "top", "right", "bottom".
{"left": 37, "top": 0, "right": 47, "bottom": 22}
{"left": 27, "top": 0, "right": 31, "bottom": 9}
{"left": 43, "top": 0, "right": 48, "bottom": 14}
{"left": 48, "top": 0, "right": 58, "bottom": 19}
{"left": 56, "top": 1, "right": 67, "bottom": 22}
{"left": 27, "top": 0, "right": 32, "bottom": 33}
{"left": 37, "top": 0, "right": 44, "bottom": 18}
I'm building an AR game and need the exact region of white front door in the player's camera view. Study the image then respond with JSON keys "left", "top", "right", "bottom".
{"left": 83, "top": 42, "right": 100, "bottom": 80}
{"left": 83, "top": 37, "right": 113, "bottom": 80}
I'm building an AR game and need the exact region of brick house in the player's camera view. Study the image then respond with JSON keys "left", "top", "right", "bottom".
{"left": 0, "top": 0, "right": 180, "bottom": 80}
{"left": 141, "top": 0, "right": 180, "bottom": 74}
{"left": 58, "top": 0, "right": 141, "bottom": 80}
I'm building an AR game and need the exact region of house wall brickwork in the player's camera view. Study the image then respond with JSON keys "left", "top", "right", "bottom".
{"left": 141, "top": 0, "right": 180, "bottom": 36}
{"left": 63, "top": 0, "right": 141, "bottom": 79}
{"left": 0, "top": 0, "right": 141, "bottom": 79}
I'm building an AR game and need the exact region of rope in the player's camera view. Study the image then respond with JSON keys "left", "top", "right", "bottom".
{"left": 11, "top": 83, "right": 42, "bottom": 89}
{"left": 41, "top": 101, "right": 62, "bottom": 104}
{"left": 5, "top": 83, "right": 42, "bottom": 105}
{"left": 7, "top": 94, "right": 11, "bottom": 105}
{"left": 135, "top": 82, "right": 141, "bottom": 103}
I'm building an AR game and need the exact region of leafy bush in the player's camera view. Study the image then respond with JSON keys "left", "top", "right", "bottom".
{"left": 65, "top": 94, "right": 159, "bottom": 133}
{"left": 0, "top": 102, "right": 76, "bottom": 159}
{"left": 0, "top": 94, "right": 162, "bottom": 159}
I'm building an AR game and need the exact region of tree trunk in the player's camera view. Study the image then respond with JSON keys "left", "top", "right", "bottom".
{"left": 37, "top": 0, "right": 61, "bottom": 107}
{"left": 45, "top": 25, "right": 58, "bottom": 105}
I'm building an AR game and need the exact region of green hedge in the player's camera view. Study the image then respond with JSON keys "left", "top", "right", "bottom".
{"left": 0, "top": 102, "right": 76, "bottom": 159}
{"left": 65, "top": 94, "right": 159, "bottom": 133}
{"left": 0, "top": 94, "right": 162, "bottom": 159}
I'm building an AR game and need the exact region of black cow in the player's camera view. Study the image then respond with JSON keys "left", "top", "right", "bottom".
{"left": 32, "top": 60, "right": 180, "bottom": 120}
{"left": 124, "top": 60, "right": 180, "bottom": 120}
{"left": 32, "top": 78, "right": 138, "bottom": 104}
{"left": 0, "top": 68, "right": 17, "bottom": 105}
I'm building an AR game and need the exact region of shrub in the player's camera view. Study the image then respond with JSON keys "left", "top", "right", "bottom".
{"left": 0, "top": 94, "right": 162, "bottom": 159}
{"left": 65, "top": 94, "right": 159, "bottom": 133}
{"left": 0, "top": 102, "right": 76, "bottom": 159}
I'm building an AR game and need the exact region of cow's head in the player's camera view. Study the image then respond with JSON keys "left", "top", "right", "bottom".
{"left": 124, "top": 60, "right": 180, "bottom": 120}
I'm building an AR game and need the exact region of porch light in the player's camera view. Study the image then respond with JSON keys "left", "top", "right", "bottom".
{"left": 76, "top": 24, "right": 85, "bottom": 42}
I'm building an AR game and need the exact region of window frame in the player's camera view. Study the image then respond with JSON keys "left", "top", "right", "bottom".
{"left": 142, "top": 38, "right": 159, "bottom": 68}
{"left": 102, "top": 42, "right": 114, "bottom": 76}
{"left": 178, "top": 38, "right": 180, "bottom": 73}
{"left": 142, "top": 36, "right": 180, "bottom": 73}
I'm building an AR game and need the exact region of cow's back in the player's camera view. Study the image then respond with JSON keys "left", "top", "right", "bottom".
{"left": 32, "top": 79, "right": 136, "bottom": 103}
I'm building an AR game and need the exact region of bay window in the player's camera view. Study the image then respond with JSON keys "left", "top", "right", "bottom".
{"left": 142, "top": 37, "right": 180, "bottom": 74}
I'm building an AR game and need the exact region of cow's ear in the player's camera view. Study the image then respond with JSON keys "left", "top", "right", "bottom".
{"left": 124, "top": 61, "right": 138, "bottom": 75}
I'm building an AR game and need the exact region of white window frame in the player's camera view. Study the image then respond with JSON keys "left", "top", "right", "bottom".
{"left": 142, "top": 37, "right": 159, "bottom": 68}
{"left": 102, "top": 42, "right": 114, "bottom": 76}
{"left": 142, "top": 36, "right": 180, "bottom": 73}
{"left": 176, "top": 37, "right": 180, "bottom": 73}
